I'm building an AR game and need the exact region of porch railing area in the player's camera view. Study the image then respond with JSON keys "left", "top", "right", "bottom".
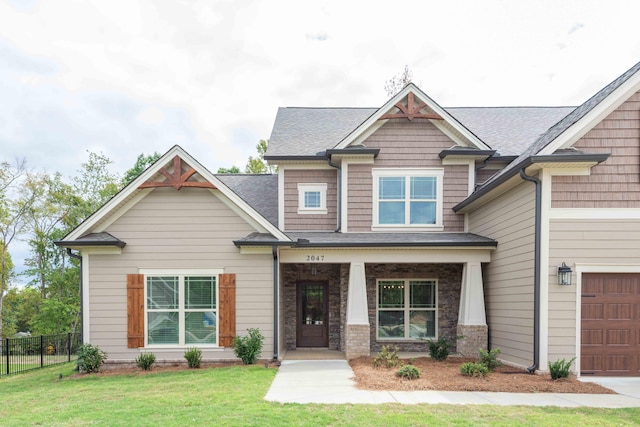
{"left": 1, "top": 333, "right": 81, "bottom": 377}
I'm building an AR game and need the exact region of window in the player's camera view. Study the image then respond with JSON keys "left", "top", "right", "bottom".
{"left": 145, "top": 271, "right": 220, "bottom": 346}
{"left": 372, "top": 169, "right": 443, "bottom": 229}
{"left": 377, "top": 279, "right": 437, "bottom": 340}
{"left": 298, "top": 183, "right": 327, "bottom": 214}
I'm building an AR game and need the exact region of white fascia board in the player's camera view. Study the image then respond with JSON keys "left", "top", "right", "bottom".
{"left": 335, "top": 83, "right": 490, "bottom": 151}
{"left": 273, "top": 162, "right": 332, "bottom": 169}
{"left": 538, "top": 70, "right": 640, "bottom": 155}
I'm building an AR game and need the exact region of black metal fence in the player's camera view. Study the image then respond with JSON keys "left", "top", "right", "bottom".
{"left": 0, "top": 333, "right": 81, "bottom": 377}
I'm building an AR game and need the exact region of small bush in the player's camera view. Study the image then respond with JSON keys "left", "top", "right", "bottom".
{"left": 76, "top": 344, "right": 107, "bottom": 373}
{"left": 549, "top": 357, "right": 575, "bottom": 380}
{"left": 233, "top": 328, "right": 264, "bottom": 365}
{"left": 184, "top": 347, "right": 202, "bottom": 368}
{"left": 460, "top": 362, "right": 489, "bottom": 377}
{"left": 373, "top": 345, "right": 400, "bottom": 368}
{"left": 426, "top": 337, "right": 454, "bottom": 361}
{"left": 478, "top": 348, "right": 502, "bottom": 372}
{"left": 135, "top": 352, "right": 156, "bottom": 371}
{"left": 396, "top": 365, "right": 420, "bottom": 380}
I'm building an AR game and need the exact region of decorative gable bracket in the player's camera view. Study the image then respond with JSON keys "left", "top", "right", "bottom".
{"left": 138, "top": 156, "right": 216, "bottom": 190}
{"left": 379, "top": 92, "right": 444, "bottom": 121}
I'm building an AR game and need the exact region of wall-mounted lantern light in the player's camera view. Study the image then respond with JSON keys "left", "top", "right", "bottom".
{"left": 557, "top": 262, "right": 573, "bottom": 286}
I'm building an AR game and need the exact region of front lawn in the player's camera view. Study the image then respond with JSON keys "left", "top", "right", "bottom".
{"left": 0, "top": 363, "right": 638, "bottom": 426}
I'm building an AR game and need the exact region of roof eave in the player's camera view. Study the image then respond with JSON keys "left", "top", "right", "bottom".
{"left": 54, "top": 240, "right": 127, "bottom": 249}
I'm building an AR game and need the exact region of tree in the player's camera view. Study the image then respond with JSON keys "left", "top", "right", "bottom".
{"left": 217, "top": 166, "right": 241, "bottom": 174}
{"left": 72, "top": 151, "right": 120, "bottom": 218}
{"left": 121, "top": 152, "right": 161, "bottom": 186}
{"left": 245, "top": 140, "right": 276, "bottom": 174}
{"left": 384, "top": 65, "right": 413, "bottom": 97}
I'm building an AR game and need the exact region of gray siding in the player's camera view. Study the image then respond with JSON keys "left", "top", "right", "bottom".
{"left": 284, "top": 169, "right": 338, "bottom": 231}
{"left": 552, "top": 91, "right": 640, "bottom": 208}
{"left": 347, "top": 120, "right": 467, "bottom": 231}
{"left": 88, "top": 187, "right": 273, "bottom": 362}
{"left": 468, "top": 181, "right": 536, "bottom": 368}
{"left": 548, "top": 218, "right": 640, "bottom": 363}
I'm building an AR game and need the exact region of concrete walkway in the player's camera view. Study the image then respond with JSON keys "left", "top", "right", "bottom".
{"left": 265, "top": 360, "right": 640, "bottom": 407}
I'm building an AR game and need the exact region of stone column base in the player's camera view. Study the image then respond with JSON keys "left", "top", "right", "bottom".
{"left": 345, "top": 324, "right": 370, "bottom": 359}
{"left": 456, "top": 324, "right": 488, "bottom": 357}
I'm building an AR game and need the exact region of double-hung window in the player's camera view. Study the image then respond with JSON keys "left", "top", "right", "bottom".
{"left": 372, "top": 169, "right": 443, "bottom": 230}
{"left": 377, "top": 279, "right": 437, "bottom": 340}
{"left": 298, "top": 183, "right": 327, "bottom": 214}
{"left": 145, "top": 270, "right": 220, "bottom": 346}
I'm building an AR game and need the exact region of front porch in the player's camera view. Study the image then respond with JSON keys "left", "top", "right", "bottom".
{"left": 279, "top": 257, "right": 489, "bottom": 359}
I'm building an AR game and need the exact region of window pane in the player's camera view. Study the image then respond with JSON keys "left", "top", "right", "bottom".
{"left": 185, "top": 276, "right": 216, "bottom": 309}
{"left": 411, "top": 177, "right": 436, "bottom": 199}
{"left": 379, "top": 201, "right": 405, "bottom": 224}
{"left": 378, "top": 281, "right": 405, "bottom": 308}
{"left": 378, "top": 311, "right": 404, "bottom": 338}
{"left": 185, "top": 311, "right": 217, "bottom": 344}
{"left": 409, "top": 310, "right": 435, "bottom": 339}
{"left": 301, "top": 285, "right": 324, "bottom": 324}
{"left": 147, "top": 277, "right": 178, "bottom": 309}
{"left": 410, "top": 201, "right": 436, "bottom": 224}
{"left": 304, "top": 191, "right": 321, "bottom": 208}
{"left": 410, "top": 281, "right": 436, "bottom": 308}
{"left": 379, "top": 177, "right": 405, "bottom": 200}
{"left": 148, "top": 312, "right": 179, "bottom": 344}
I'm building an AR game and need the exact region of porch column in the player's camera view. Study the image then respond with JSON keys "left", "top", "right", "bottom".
{"left": 345, "top": 262, "right": 370, "bottom": 359}
{"left": 456, "top": 261, "right": 488, "bottom": 357}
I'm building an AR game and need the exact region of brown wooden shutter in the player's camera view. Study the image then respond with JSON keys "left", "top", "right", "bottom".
{"left": 127, "top": 274, "right": 145, "bottom": 348}
{"left": 218, "top": 273, "right": 236, "bottom": 347}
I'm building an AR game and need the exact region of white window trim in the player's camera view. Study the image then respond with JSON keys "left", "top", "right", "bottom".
{"left": 141, "top": 269, "right": 223, "bottom": 348}
{"left": 297, "top": 183, "right": 328, "bottom": 214}
{"left": 376, "top": 278, "right": 438, "bottom": 341}
{"left": 372, "top": 168, "right": 444, "bottom": 231}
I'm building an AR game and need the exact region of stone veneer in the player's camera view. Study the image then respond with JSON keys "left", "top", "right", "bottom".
{"left": 281, "top": 262, "right": 466, "bottom": 357}
{"left": 456, "top": 324, "right": 488, "bottom": 357}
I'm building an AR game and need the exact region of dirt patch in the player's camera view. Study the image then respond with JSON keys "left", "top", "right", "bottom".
{"left": 68, "top": 360, "right": 271, "bottom": 378}
{"left": 349, "top": 357, "right": 615, "bottom": 394}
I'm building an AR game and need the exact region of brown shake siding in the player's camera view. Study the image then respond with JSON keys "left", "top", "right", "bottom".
{"left": 552, "top": 91, "right": 640, "bottom": 207}
{"left": 283, "top": 169, "right": 338, "bottom": 231}
{"left": 347, "top": 120, "right": 466, "bottom": 231}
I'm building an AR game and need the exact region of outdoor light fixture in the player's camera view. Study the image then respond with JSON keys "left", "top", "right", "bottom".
{"left": 557, "top": 262, "right": 572, "bottom": 286}
{"left": 311, "top": 264, "right": 317, "bottom": 276}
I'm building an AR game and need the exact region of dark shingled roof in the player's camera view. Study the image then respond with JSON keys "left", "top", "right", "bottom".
{"left": 234, "top": 231, "right": 496, "bottom": 248}
{"left": 55, "top": 232, "right": 126, "bottom": 248}
{"left": 267, "top": 106, "right": 575, "bottom": 158}
{"left": 215, "top": 174, "right": 278, "bottom": 226}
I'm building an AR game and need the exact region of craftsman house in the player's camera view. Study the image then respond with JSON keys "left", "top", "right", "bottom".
{"left": 57, "top": 60, "right": 640, "bottom": 376}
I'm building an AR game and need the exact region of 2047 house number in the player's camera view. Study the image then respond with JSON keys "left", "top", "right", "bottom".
{"left": 306, "top": 255, "right": 325, "bottom": 262}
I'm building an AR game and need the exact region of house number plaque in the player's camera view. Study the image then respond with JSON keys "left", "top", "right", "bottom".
{"left": 306, "top": 255, "right": 325, "bottom": 262}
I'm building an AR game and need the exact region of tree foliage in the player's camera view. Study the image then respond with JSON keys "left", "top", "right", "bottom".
{"left": 121, "top": 152, "right": 161, "bottom": 186}
{"left": 217, "top": 166, "right": 241, "bottom": 174}
{"left": 245, "top": 140, "right": 276, "bottom": 174}
{"left": 384, "top": 65, "right": 413, "bottom": 97}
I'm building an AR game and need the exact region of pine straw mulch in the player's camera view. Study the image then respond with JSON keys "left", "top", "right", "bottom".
{"left": 349, "top": 356, "right": 615, "bottom": 394}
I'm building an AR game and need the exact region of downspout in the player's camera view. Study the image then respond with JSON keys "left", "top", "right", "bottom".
{"left": 519, "top": 168, "right": 541, "bottom": 374}
{"left": 66, "top": 249, "right": 83, "bottom": 344}
{"left": 327, "top": 155, "right": 342, "bottom": 232}
{"left": 272, "top": 246, "right": 279, "bottom": 360}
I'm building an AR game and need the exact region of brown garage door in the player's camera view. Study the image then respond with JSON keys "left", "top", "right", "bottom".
{"left": 581, "top": 273, "right": 640, "bottom": 376}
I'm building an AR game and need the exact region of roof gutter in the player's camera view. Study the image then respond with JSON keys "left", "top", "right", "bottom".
{"left": 519, "top": 168, "right": 541, "bottom": 374}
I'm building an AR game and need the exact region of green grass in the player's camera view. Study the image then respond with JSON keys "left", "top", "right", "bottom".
{"left": 1, "top": 363, "right": 639, "bottom": 426}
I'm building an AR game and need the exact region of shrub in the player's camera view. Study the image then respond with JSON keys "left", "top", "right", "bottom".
{"left": 184, "top": 347, "right": 202, "bottom": 368}
{"left": 233, "top": 328, "right": 264, "bottom": 365}
{"left": 478, "top": 348, "right": 502, "bottom": 371}
{"left": 396, "top": 365, "right": 420, "bottom": 380}
{"left": 373, "top": 345, "right": 400, "bottom": 368}
{"left": 548, "top": 357, "right": 575, "bottom": 380}
{"left": 76, "top": 344, "right": 107, "bottom": 373}
{"left": 460, "top": 362, "right": 489, "bottom": 377}
{"left": 135, "top": 352, "right": 156, "bottom": 371}
{"left": 426, "top": 337, "right": 454, "bottom": 361}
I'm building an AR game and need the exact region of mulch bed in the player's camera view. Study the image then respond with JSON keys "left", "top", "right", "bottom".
{"left": 349, "top": 356, "right": 615, "bottom": 394}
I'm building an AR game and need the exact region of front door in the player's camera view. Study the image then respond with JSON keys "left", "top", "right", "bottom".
{"left": 297, "top": 281, "right": 328, "bottom": 347}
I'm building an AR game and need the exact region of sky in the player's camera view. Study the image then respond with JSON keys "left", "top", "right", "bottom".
{"left": 2, "top": 0, "right": 640, "bottom": 282}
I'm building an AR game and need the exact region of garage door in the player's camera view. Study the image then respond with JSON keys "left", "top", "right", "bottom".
{"left": 581, "top": 273, "right": 640, "bottom": 376}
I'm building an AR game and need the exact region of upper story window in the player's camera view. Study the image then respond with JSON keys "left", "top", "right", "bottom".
{"left": 145, "top": 271, "right": 220, "bottom": 346}
{"left": 372, "top": 169, "right": 443, "bottom": 230}
{"left": 298, "top": 183, "right": 327, "bottom": 214}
